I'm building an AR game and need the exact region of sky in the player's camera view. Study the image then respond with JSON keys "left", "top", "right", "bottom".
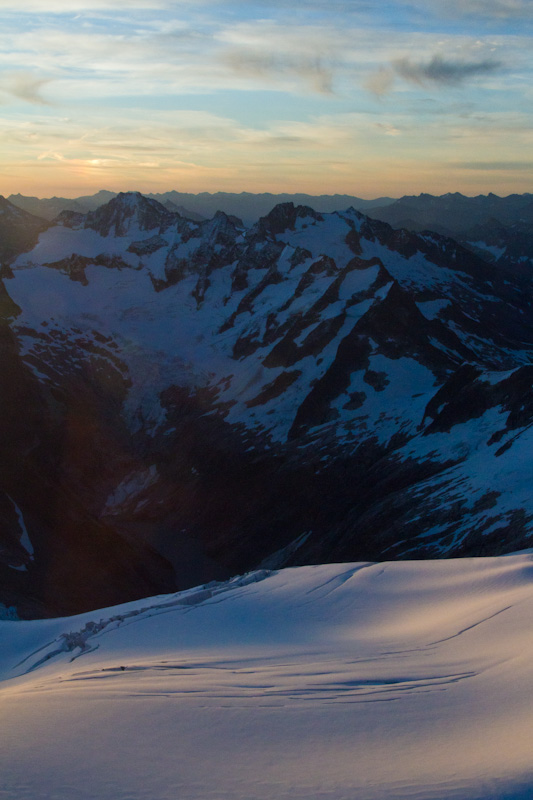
{"left": 0, "top": 0, "right": 532, "bottom": 199}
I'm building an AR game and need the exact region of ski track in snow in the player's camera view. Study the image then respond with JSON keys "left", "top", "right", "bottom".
{"left": 2, "top": 558, "right": 533, "bottom": 800}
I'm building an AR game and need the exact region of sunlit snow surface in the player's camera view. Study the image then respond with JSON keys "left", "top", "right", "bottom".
{"left": 2, "top": 558, "right": 533, "bottom": 800}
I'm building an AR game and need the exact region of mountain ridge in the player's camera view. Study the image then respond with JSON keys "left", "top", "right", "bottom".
{"left": 8, "top": 189, "right": 395, "bottom": 225}
{"left": 2, "top": 190, "right": 533, "bottom": 615}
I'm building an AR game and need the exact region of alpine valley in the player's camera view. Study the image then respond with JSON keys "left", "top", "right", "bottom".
{"left": 2, "top": 190, "right": 533, "bottom": 618}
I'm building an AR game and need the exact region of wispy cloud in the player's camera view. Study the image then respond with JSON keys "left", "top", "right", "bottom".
{"left": 0, "top": 0, "right": 531, "bottom": 196}
{"left": 0, "top": 0, "right": 172, "bottom": 9}
{"left": 222, "top": 50, "right": 334, "bottom": 95}
{"left": 216, "top": 20, "right": 342, "bottom": 96}
{"left": 393, "top": 55, "right": 503, "bottom": 86}
{"left": 427, "top": 0, "right": 533, "bottom": 20}
{"left": 364, "top": 66, "right": 395, "bottom": 97}
{"left": 0, "top": 72, "right": 52, "bottom": 104}
{"left": 366, "top": 55, "right": 504, "bottom": 97}
{"left": 7, "top": 0, "right": 527, "bottom": 23}
{"left": 451, "top": 160, "right": 533, "bottom": 170}
{"left": 375, "top": 122, "right": 401, "bottom": 136}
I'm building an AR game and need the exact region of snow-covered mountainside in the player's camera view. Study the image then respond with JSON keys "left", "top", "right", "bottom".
{"left": 2, "top": 557, "right": 533, "bottom": 800}
{"left": 362, "top": 192, "right": 533, "bottom": 274}
{"left": 462, "top": 218, "right": 533, "bottom": 275}
{"left": 2, "top": 190, "right": 533, "bottom": 615}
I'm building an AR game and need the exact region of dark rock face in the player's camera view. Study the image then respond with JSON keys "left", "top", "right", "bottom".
{"left": 424, "top": 364, "right": 533, "bottom": 436}
{"left": 0, "top": 300, "right": 173, "bottom": 617}
{"left": 289, "top": 329, "right": 372, "bottom": 438}
{"left": 254, "top": 202, "right": 323, "bottom": 238}
{"left": 4, "top": 192, "right": 533, "bottom": 617}
{"left": 0, "top": 196, "right": 48, "bottom": 264}
{"left": 85, "top": 192, "right": 175, "bottom": 237}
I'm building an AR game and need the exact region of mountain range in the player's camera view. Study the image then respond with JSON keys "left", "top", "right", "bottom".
{"left": 10, "top": 188, "right": 532, "bottom": 273}
{"left": 8, "top": 190, "right": 394, "bottom": 225}
{"left": 2, "top": 190, "right": 533, "bottom": 617}
{"left": 369, "top": 191, "right": 533, "bottom": 234}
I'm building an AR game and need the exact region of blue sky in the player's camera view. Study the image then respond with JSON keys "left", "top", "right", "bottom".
{"left": 0, "top": 0, "right": 532, "bottom": 197}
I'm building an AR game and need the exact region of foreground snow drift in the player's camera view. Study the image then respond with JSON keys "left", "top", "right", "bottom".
{"left": 2, "top": 558, "right": 533, "bottom": 800}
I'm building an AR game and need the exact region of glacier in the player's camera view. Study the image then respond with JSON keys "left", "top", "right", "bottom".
{"left": 2, "top": 556, "right": 533, "bottom": 800}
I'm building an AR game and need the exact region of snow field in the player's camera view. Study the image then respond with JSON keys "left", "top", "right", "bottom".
{"left": 2, "top": 557, "right": 533, "bottom": 799}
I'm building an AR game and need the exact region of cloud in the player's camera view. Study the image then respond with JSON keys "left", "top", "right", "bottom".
{"left": 429, "top": 0, "right": 533, "bottom": 20}
{"left": 375, "top": 122, "right": 401, "bottom": 136}
{"left": 0, "top": 72, "right": 52, "bottom": 104}
{"left": 222, "top": 49, "right": 334, "bottom": 94}
{"left": 364, "top": 66, "right": 395, "bottom": 97}
{"left": 37, "top": 150, "right": 65, "bottom": 160}
{"left": 217, "top": 20, "right": 344, "bottom": 95}
{"left": 393, "top": 56, "right": 503, "bottom": 86}
{"left": 0, "top": 0, "right": 171, "bottom": 9}
{"left": 0, "top": 0, "right": 531, "bottom": 199}
{"left": 451, "top": 160, "right": 533, "bottom": 170}
{"left": 366, "top": 55, "right": 504, "bottom": 96}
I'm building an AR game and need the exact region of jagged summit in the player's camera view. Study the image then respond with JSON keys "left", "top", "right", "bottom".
{"left": 0, "top": 195, "right": 33, "bottom": 217}
{"left": 254, "top": 201, "right": 324, "bottom": 239}
{"left": 0, "top": 196, "right": 48, "bottom": 263}
{"left": 85, "top": 191, "right": 176, "bottom": 237}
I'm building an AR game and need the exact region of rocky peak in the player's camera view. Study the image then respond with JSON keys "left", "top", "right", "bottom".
{"left": 0, "top": 197, "right": 48, "bottom": 263}
{"left": 0, "top": 195, "right": 40, "bottom": 221}
{"left": 199, "top": 210, "right": 244, "bottom": 246}
{"left": 54, "top": 210, "right": 86, "bottom": 229}
{"left": 85, "top": 191, "right": 175, "bottom": 237}
{"left": 0, "top": 196, "right": 16, "bottom": 215}
{"left": 253, "top": 202, "right": 324, "bottom": 240}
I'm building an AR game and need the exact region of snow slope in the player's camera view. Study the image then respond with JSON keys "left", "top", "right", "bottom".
{"left": 2, "top": 557, "right": 533, "bottom": 800}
